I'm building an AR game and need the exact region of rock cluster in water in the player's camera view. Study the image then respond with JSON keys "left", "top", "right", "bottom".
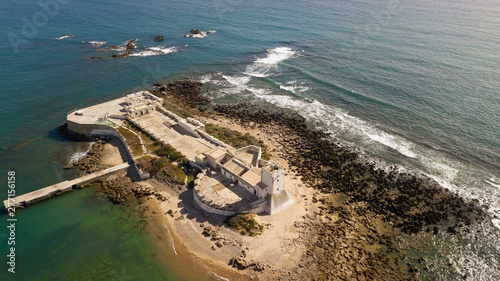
{"left": 150, "top": 80, "right": 208, "bottom": 110}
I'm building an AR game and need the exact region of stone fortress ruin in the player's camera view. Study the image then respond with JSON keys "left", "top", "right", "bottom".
{"left": 194, "top": 146, "right": 294, "bottom": 215}
{"left": 66, "top": 91, "right": 294, "bottom": 216}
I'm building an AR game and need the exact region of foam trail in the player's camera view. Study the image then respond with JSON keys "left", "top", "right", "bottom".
{"left": 129, "top": 45, "right": 186, "bottom": 57}
{"left": 193, "top": 257, "right": 230, "bottom": 281}
{"left": 222, "top": 75, "right": 250, "bottom": 87}
{"left": 161, "top": 211, "right": 178, "bottom": 255}
{"left": 69, "top": 142, "right": 94, "bottom": 164}
{"left": 82, "top": 41, "right": 107, "bottom": 47}
{"left": 252, "top": 92, "right": 417, "bottom": 158}
{"left": 220, "top": 75, "right": 252, "bottom": 94}
{"left": 279, "top": 80, "right": 310, "bottom": 94}
{"left": 255, "top": 46, "right": 298, "bottom": 64}
{"left": 244, "top": 47, "right": 300, "bottom": 77}
{"left": 199, "top": 74, "right": 212, "bottom": 83}
{"left": 56, "top": 35, "right": 74, "bottom": 40}
{"left": 486, "top": 178, "right": 500, "bottom": 189}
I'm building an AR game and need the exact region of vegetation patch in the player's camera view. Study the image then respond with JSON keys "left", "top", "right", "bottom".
{"left": 136, "top": 152, "right": 197, "bottom": 187}
{"left": 162, "top": 102, "right": 193, "bottom": 119}
{"left": 124, "top": 120, "right": 161, "bottom": 152}
{"left": 160, "top": 163, "right": 186, "bottom": 185}
{"left": 225, "top": 214, "right": 265, "bottom": 236}
{"left": 186, "top": 167, "right": 199, "bottom": 189}
{"left": 117, "top": 127, "right": 143, "bottom": 156}
{"left": 135, "top": 155, "right": 154, "bottom": 173}
{"left": 205, "top": 123, "right": 271, "bottom": 160}
{"left": 154, "top": 143, "right": 188, "bottom": 163}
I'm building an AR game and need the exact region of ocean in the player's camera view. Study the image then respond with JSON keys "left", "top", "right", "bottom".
{"left": 0, "top": 0, "right": 498, "bottom": 279}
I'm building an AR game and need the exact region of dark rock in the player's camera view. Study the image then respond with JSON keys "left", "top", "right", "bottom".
{"left": 125, "top": 39, "right": 138, "bottom": 50}
{"left": 154, "top": 36, "right": 164, "bottom": 41}
{"left": 112, "top": 51, "right": 133, "bottom": 58}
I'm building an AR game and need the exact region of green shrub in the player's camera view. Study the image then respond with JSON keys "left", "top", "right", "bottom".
{"left": 205, "top": 123, "right": 271, "bottom": 160}
{"left": 225, "top": 214, "right": 264, "bottom": 236}
{"left": 164, "top": 165, "right": 186, "bottom": 184}
{"left": 154, "top": 144, "right": 185, "bottom": 161}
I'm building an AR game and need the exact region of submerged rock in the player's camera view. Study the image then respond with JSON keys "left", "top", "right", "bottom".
{"left": 112, "top": 51, "right": 133, "bottom": 58}
{"left": 126, "top": 39, "right": 137, "bottom": 50}
{"left": 184, "top": 29, "right": 215, "bottom": 38}
{"left": 154, "top": 36, "right": 164, "bottom": 41}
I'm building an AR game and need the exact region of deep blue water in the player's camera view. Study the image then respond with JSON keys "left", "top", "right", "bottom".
{"left": 0, "top": 0, "right": 499, "bottom": 279}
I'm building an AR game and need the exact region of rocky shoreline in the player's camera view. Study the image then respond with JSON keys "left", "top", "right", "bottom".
{"left": 58, "top": 79, "right": 496, "bottom": 280}
{"left": 149, "top": 79, "right": 494, "bottom": 280}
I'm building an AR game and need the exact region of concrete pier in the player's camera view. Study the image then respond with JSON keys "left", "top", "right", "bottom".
{"left": 4, "top": 162, "right": 130, "bottom": 210}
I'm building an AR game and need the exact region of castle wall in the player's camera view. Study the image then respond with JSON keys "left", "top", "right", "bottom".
{"left": 192, "top": 172, "right": 268, "bottom": 216}
{"left": 67, "top": 121, "right": 115, "bottom": 135}
{"left": 67, "top": 123, "right": 149, "bottom": 181}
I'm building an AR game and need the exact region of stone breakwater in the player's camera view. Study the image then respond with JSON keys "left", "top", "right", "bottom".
{"left": 59, "top": 126, "right": 167, "bottom": 205}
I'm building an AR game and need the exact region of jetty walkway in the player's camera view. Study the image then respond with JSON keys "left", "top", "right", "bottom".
{"left": 3, "top": 162, "right": 130, "bottom": 210}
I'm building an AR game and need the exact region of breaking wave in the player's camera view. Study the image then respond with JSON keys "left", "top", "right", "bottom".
{"left": 129, "top": 45, "right": 186, "bottom": 57}
{"left": 244, "top": 46, "right": 301, "bottom": 77}
{"left": 82, "top": 41, "right": 107, "bottom": 47}
{"left": 56, "top": 35, "right": 74, "bottom": 40}
{"left": 69, "top": 142, "right": 94, "bottom": 164}
{"left": 279, "top": 80, "right": 310, "bottom": 94}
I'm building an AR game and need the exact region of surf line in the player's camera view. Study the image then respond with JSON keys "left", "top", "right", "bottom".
{"left": 161, "top": 211, "right": 178, "bottom": 255}
{"left": 193, "top": 256, "right": 230, "bottom": 281}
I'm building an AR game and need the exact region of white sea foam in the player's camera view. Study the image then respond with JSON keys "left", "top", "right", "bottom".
{"left": 69, "top": 142, "right": 94, "bottom": 164}
{"left": 192, "top": 257, "right": 230, "bottom": 281}
{"left": 82, "top": 41, "right": 107, "bottom": 47}
{"left": 220, "top": 75, "right": 252, "bottom": 94}
{"left": 486, "top": 177, "right": 500, "bottom": 189}
{"left": 244, "top": 46, "right": 300, "bottom": 77}
{"left": 255, "top": 46, "right": 298, "bottom": 64}
{"left": 129, "top": 45, "right": 186, "bottom": 57}
{"left": 199, "top": 74, "right": 212, "bottom": 83}
{"left": 184, "top": 30, "right": 216, "bottom": 38}
{"left": 252, "top": 91, "right": 417, "bottom": 158}
{"left": 279, "top": 80, "right": 310, "bottom": 94}
{"left": 222, "top": 75, "right": 250, "bottom": 87}
{"left": 199, "top": 73, "right": 226, "bottom": 85}
{"left": 161, "top": 211, "right": 178, "bottom": 255}
{"left": 56, "top": 35, "right": 74, "bottom": 40}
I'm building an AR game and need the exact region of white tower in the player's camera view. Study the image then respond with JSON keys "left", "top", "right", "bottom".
{"left": 261, "top": 164, "right": 284, "bottom": 195}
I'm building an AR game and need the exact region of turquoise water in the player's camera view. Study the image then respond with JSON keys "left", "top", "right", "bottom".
{"left": 1, "top": 0, "right": 499, "bottom": 279}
